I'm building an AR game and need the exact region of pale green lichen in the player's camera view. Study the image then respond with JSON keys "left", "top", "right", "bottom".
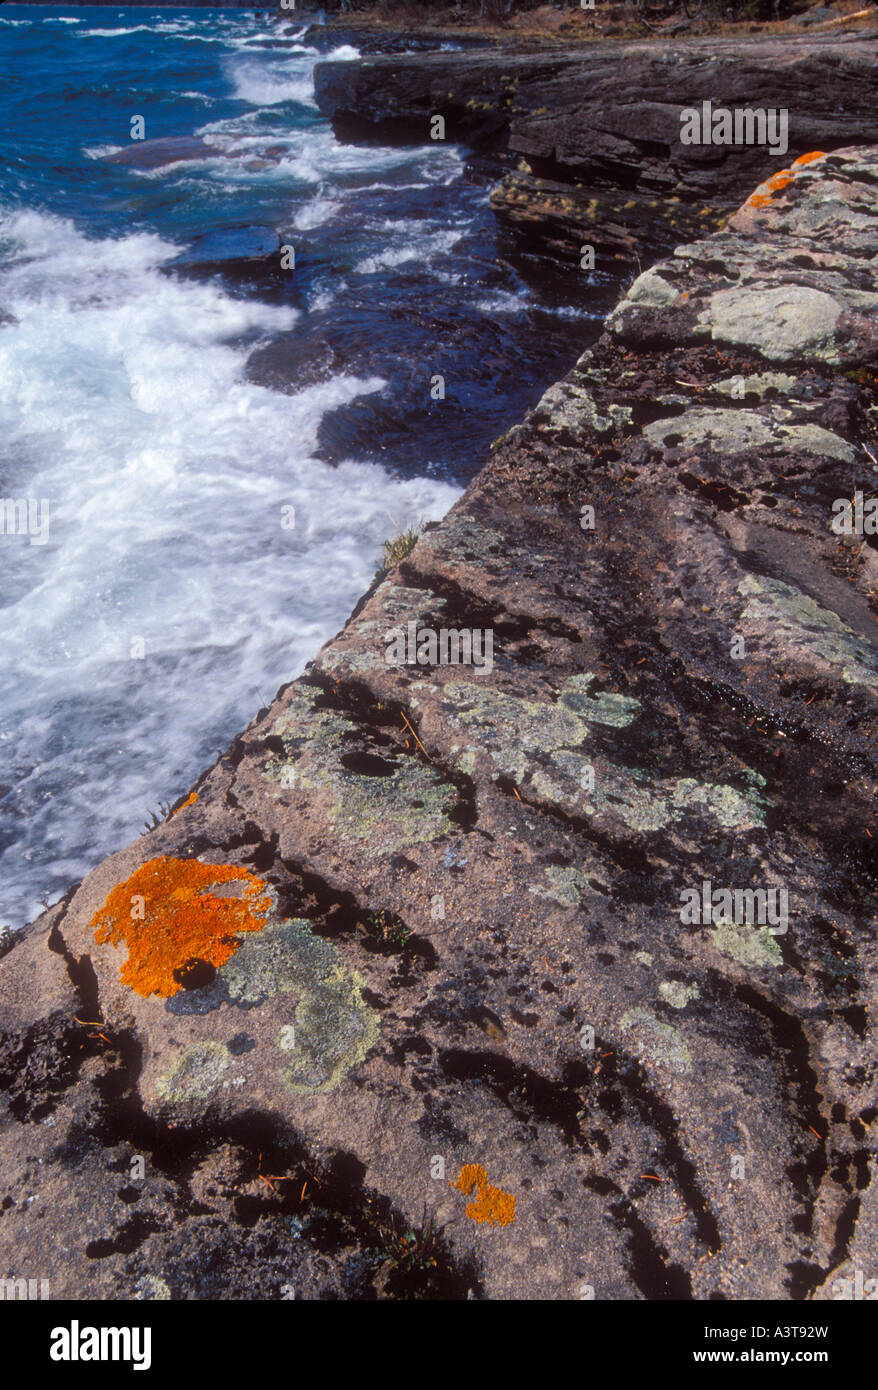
{"left": 436, "top": 515, "right": 510, "bottom": 567}
{"left": 529, "top": 865, "right": 590, "bottom": 907}
{"left": 634, "top": 951, "right": 654, "bottom": 966}
{"left": 659, "top": 980, "right": 701, "bottom": 1009}
{"left": 620, "top": 1007, "right": 692, "bottom": 1074}
{"left": 621, "top": 267, "right": 681, "bottom": 309}
{"left": 265, "top": 686, "right": 457, "bottom": 855}
{"left": 444, "top": 676, "right": 766, "bottom": 833}
{"left": 708, "top": 372, "right": 797, "bottom": 399}
{"left": 578, "top": 762, "right": 677, "bottom": 832}
{"left": 156, "top": 1041, "right": 230, "bottom": 1102}
{"left": 671, "top": 778, "right": 765, "bottom": 830}
{"left": 710, "top": 917, "right": 783, "bottom": 968}
{"left": 536, "top": 379, "right": 633, "bottom": 435}
{"left": 222, "top": 918, "right": 380, "bottom": 1094}
{"left": 697, "top": 284, "right": 843, "bottom": 364}
{"left": 134, "top": 1276, "right": 172, "bottom": 1301}
{"left": 737, "top": 575, "right": 878, "bottom": 690}
{"left": 557, "top": 674, "right": 641, "bottom": 727}
{"left": 643, "top": 407, "right": 854, "bottom": 464}
{"left": 579, "top": 765, "right": 765, "bottom": 833}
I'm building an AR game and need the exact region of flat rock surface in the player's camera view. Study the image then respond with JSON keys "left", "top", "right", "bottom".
{"left": 1, "top": 148, "right": 877, "bottom": 1302}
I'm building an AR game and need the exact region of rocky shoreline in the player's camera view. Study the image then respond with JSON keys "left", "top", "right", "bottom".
{"left": 314, "top": 32, "right": 878, "bottom": 266}
{"left": 2, "top": 132, "right": 876, "bottom": 1298}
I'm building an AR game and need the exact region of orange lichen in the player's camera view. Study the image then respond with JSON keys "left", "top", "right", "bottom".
{"left": 745, "top": 152, "right": 827, "bottom": 209}
{"left": 172, "top": 791, "right": 198, "bottom": 815}
{"left": 451, "top": 1164, "right": 516, "bottom": 1227}
{"left": 91, "top": 856, "right": 272, "bottom": 999}
{"left": 746, "top": 169, "right": 795, "bottom": 208}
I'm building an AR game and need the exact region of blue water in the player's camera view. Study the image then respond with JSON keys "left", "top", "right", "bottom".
{"left": 0, "top": 7, "right": 610, "bottom": 929}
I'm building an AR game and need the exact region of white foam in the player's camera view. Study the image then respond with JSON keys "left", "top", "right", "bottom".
{"left": 354, "top": 228, "right": 463, "bottom": 276}
{"left": 0, "top": 208, "right": 460, "bottom": 926}
{"left": 293, "top": 194, "right": 341, "bottom": 230}
{"left": 476, "top": 290, "right": 530, "bottom": 316}
{"left": 229, "top": 58, "right": 318, "bottom": 108}
{"left": 76, "top": 26, "right": 158, "bottom": 38}
{"left": 83, "top": 144, "right": 124, "bottom": 160}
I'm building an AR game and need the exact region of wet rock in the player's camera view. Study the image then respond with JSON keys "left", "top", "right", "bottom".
{"left": 104, "top": 136, "right": 217, "bottom": 170}
{"left": 167, "top": 225, "right": 284, "bottom": 287}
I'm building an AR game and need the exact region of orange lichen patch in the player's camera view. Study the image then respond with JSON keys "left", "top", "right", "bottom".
{"left": 745, "top": 153, "right": 827, "bottom": 209}
{"left": 172, "top": 792, "right": 198, "bottom": 815}
{"left": 745, "top": 169, "right": 795, "bottom": 209}
{"left": 91, "top": 856, "right": 272, "bottom": 999}
{"left": 451, "top": 1164, "right": 516, "bottom": 1227}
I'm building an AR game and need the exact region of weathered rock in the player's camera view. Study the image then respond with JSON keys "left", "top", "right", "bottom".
{"left": 2, "top": 148, "right": 877, "bottom": 1302}
{"left": 314, "top": 35, "right": 878, "bottom": 265}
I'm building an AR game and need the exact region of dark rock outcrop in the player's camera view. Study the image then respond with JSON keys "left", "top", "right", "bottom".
{"left": 314, "top": 35, "right": 878, "bottom": 264}
{"left": 2, "top": 149, "right": 877, "bottom": 1302}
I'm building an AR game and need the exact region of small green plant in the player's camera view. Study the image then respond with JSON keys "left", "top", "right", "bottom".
{"left": 386, "top": 1215, "right": 440, "bottom": 1275}
{"left": 362, "top": 909, "right": 410, "bottom": 949}
{"left": 382, "top": 524, "right": 421, "bottom": 570}
{"left": 367, "top": 1210, "right": 442, "bottom": 1283}
{"left": 372, "top": 518, "right": 422, "bottom": 587}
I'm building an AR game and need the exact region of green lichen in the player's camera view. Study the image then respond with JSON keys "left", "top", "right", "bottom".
{"left": 443, "top": 676, "right": 766, "bottom": 833}
{"left": 671, "top": 778, "right": 766, "bottom": 830}
{"left": 710, "top": 917, "right": 783, "bottom": 968}
{"left": 659, "top": 980, "right": 701, "bottom": 1009}
{"left": 579, "top": 766, "right": 765, "bottom": 833}
{"left": 643, "top": 407, "right": 854, "bottom": 464}
{"left": 222, "top": 918, "right": 380, "bottom": 1094}
{"left": 557, "top": 674, "right": 641, "bottom": 727}
{"left": 134, "top": 1276, "right": 172, "bottom": 1301}
{"left": 265, "top": 686, "right": 457, "bottom": 855}
{"left": 708, "top": 372, "right": 797, "bottom": 399}
{"left": 535, "top": 379, "right": 633, "bottom": 435}
{"left": 620, "top": 1007, "right": 692, "bottom": 1074}
{"left": 529, "top": 865, "right": 590, "bottom": 907}
{"left": 738, "top": 575, "right": 878, "bottom": 690}
{"left": 444, "top": 674, "right": 638, "bottom": 782}
{"left": 578, "top": 762, "right": 676, "bottom": 832}
{"left": 437, "top": 514, "right": 510, "bottom": 568}
{"left": 156, "top": 1041, "right": 230, "bottom": 1102}
{"left": 698, "top": 284, "right": 843, "bottom": 365}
